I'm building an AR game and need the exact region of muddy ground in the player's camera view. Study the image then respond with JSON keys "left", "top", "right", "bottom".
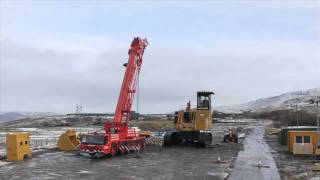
{"left": 265, "top": 124, "right": 320, "bottom": 179}
{"left": 2, "top": 119, "right": 319, "bottom": 179}
{"left": 0, "top": 144, "right": 243, "bottom": 180}
{"left": 229, "top": 120, "right": 280, "bottom": 180}
{"left": 0, "top": 120, "right": 257, "bottom": 180}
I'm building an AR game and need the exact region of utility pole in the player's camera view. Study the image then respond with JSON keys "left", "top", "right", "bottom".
{"left": 316, "top": 96, "right": 320, "bottom": 148}
{"left": 317, "top": 98, "right": 320, "bottom": 148}
{"left": 295, "top": 91, "right": 307, "bottom": 126}
{"left": 296, "top": 102, "right": 299, "bottom": 126}
{"left": 311, "top": 96, "right": 320, "bottom": 148}
{"left": 76, "top": 105, "right": 83, "bottom": 134}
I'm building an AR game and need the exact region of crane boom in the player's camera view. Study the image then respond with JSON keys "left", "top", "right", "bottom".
{"left": 79, "top": 37, "right": 148, "bottom": 158}
{"left": 105, "top": 37, "right": 148, "bottom": 130}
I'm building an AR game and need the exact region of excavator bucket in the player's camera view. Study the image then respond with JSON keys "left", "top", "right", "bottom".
{"left": 57, "top": 129, "right": 80, "bottom": 151}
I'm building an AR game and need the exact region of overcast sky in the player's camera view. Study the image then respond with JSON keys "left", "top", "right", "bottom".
{"left": 0, "top": 1, "right": 319, "bottom": 114}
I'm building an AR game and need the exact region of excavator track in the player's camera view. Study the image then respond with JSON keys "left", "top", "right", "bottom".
{"left": 164, "top": 131, "right": 212, "bottom": 147}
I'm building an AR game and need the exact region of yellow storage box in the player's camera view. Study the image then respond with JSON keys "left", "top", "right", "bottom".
{"left": 6, "top": 132, "right": 32, "bottom": 161}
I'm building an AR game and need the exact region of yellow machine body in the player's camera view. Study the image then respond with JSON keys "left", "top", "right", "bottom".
{"left": 164, "top": 91, "right": 214, "bottom": 147}
{"left": 6, "top": 132, "right": 32, "bottom": 161}
{"left": 57, "top": 129, "right": 80, "bottom": 151}
{"left": 176, "top": 108, "right": 212, "bottom": 131}
{"left": 139, "top": 130, "right": 152, "bottom": 137}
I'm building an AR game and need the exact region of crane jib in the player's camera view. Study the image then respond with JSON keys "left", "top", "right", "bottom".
{"left": 108, "top": 37, "right": 148, "bottom": 128}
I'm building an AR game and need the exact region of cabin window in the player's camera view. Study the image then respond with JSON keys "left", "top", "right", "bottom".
{"left": 303, "top": 136, "right": 311, "bottom": 143}
{"left": 295, "top": 136, "right": 302, "bottom": 143}
{"left": 197, "top": 95, "right": 211, "bottom": 109}
{"left": 80, "top": 135, "right": 106, "bottom": 145}
{"left": 183, "top": 112, "right": 194, "bottom": 123}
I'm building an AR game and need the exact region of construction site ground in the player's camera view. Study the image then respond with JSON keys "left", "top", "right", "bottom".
{"left": 0, "top": 119, "right": 247, "bottom": 179}
{"left": 0, "top": 119, "right": 307, "bottom": 180}
{"left": 265, "top": 124, "right": 320, "bottom": 180}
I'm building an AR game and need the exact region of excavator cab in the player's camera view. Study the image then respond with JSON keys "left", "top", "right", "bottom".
{"left": 176, "top": 91, "right": 214, "bottom": 131}
{"left": 164, "top": 91, "right": 214, "bottom": 147}
{"left": 197, "top": 91, "right": 214, "bottom": 110}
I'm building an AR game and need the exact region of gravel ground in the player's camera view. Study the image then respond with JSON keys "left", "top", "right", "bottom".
{"left": 0, "top": 119, "right": 258, "bottom": 180}
{"left": 0, "top": 143, "right": 243, "bottom": 180}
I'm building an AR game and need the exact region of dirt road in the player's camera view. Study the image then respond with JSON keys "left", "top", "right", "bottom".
{"left": 229, "top": 120, "right": 280, "bottom": 180}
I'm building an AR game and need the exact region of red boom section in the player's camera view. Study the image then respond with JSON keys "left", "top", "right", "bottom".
{"left": 104, "top": 37, "right": 148, "bottom": 132}
{"left": 78, "top": 37, "right": 148, "bottom": 158}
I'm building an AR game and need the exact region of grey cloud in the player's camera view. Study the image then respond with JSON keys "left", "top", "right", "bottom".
{"left": 1, "top": 38, "right": 320, "bottom": 114}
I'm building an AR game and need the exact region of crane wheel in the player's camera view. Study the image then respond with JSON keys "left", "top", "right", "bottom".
{"left": 111, "top": 143, "right": 118, "bottom": 156}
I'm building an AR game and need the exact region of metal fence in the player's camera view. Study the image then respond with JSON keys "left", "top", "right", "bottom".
{"left": 0, "top": 137, "right": 5, "bottom": 145}
{"left": 30, "top": 137, "right": 59, "bottom": 148}
{"left": 0, "top": 137, "right": 59, "bottom": 154}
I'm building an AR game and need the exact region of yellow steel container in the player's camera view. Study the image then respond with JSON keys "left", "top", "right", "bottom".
{"left": 6, "top": 132, "right": 32, "bottom": 161}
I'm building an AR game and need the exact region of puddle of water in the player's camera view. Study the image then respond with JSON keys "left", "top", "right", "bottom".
{"left": 229, "top": 121, "right": 280, "bottom": 180}
{"left": 76, "top": 170, "right": 95, "bottom": 174}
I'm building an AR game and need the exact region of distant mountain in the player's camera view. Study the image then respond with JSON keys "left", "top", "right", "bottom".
{"left": 0, "top": 111, "right": 58, "bottom": 122}
{"left": 216, "top": 88, "right": 320, "bottom": 113}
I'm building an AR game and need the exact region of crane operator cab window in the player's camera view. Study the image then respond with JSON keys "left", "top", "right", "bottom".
{"left": 197, "top": 91, "right": 214, "bottom": 110}
{"left": 80, "top": 135, "right": 107, "bottom": 145}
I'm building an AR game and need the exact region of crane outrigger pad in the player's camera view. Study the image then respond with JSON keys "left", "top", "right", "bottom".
{"left": 57, "top": 129, "right": 80, "bottom": 151}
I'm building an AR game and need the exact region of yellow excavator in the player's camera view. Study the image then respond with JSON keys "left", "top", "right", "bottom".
{"left": 164, "top": 91, "right": 214, "bottom": 147}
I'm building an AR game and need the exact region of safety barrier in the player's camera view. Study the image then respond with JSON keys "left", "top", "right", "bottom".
{"left": 145, "top": 136, "right": 163, "bottom": 146}
{"left": 151, "top": 131, "right": 166, "bottom": 137}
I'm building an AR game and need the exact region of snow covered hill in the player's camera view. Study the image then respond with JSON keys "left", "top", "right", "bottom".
{"left": 216, "top": 88, "right": 320, "bottom": 113}
{"left": 0, "top": 111, "right": 58, "bottom": 122}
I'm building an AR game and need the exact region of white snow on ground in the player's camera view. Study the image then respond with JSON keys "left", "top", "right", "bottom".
{"left": 216, "top": 88, "right": 320, "bottom": 113}
{"left": 0, "top": 126, "right": 100, "bottom": 156}
{"left": 76, "top": 170, "right": 95, "bottom": 174}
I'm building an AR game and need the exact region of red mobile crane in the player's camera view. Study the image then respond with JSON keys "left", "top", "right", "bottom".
{"left": 78, "top": 37, "right": 148, "bottom": 157}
